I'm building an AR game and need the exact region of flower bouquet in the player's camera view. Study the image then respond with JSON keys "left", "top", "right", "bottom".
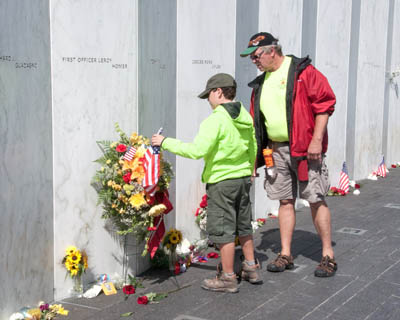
{"left": 62, "top": 246, "right": 88, "bottom": 294}
{"left": 91, "top": 123, "right": 174, "bottom": 256}
{"left": 195, "top": 194, "right": 208, "bottom": 233}
{"left": 162, "top": 228, "right": 183, "bottom": 272}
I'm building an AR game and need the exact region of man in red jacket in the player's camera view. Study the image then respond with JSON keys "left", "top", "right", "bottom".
{"left": 241, "top": 32, "right": 337, "bottom": 277}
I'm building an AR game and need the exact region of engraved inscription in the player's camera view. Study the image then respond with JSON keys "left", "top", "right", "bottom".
{"left": 61, "top": 56, "right": 127, "bottom": 69}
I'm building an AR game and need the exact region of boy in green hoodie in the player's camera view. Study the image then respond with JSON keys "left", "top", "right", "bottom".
{"left": 151, "top": 73, "right": 262, "bottom": 293}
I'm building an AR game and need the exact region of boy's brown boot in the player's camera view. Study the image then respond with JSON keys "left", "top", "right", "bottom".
{"left": 201, "top": 266, "right": 238, "bottom": 293}
{"left": 241, "top": 259, "right": 263, "bottom": 284}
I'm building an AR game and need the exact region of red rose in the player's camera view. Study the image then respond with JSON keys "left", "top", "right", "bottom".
{"left": 189, "top": 245, "right": 195, "bottom": 251}
{"left": 257, "top": 218, "right": 266, "bottom": 224}
{"left": 339, "top": 190, "right": 346, "bottom": 196}
{"left": 116, "top": 144, "right": 127, "bottom": 153}
{"left": 195, "top": 208, "right": 200, "bottom": 217}
{"left": 123, "top": 285, "right": 135, "bottom": 295}
{"left": 207, "top": 252, "right": 219, "bottom": 259}
{"left": 392, "top": 164, "right": 397, "bottom": 168}
{"left": 330, "top": 187, "right": 338, "bottom": 192}
{"left": 123, "top": 172, "right": 132, "bottom": 183}
{"left": 355, "top": 183, "right": 360, "bottom": 189}
{"left": 199, "top": 199, "right": 207, "bottom": 208}
{"left": 202, "top": 194, "right": 207, "bottom": 201}
{"left": 137, "top": 296, "right": 149, "bottom": 305}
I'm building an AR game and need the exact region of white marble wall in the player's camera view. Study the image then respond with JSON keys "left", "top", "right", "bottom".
{"left": 353, "top": 0, "right": 390, "bottom": 180}
{"left": 387, "top": 0, "right": 400, "bottom": 165}
{"left": 316, "top": 0, "right": 352, "bottom": 186}
{"left": 50, "top": 0, "right": 138, "bottom": 299}
{"left": 258, "top": 0, "right": 303, "bottom": 56}
{"left": 175, "top": 0, "right": 236, "bottom": 241}
{"left": 0, "top": 1, "right": 53, "bottom": 318}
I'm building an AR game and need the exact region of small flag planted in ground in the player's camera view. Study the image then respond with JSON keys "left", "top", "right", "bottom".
{"left": 377, "top": 156, "right": 387, "bottom": 178}
{"left": 123, "top": 146, "right": 137, "bottom": 161}
{"left": 339, "top": 161, "right": 350, "bottom": 193}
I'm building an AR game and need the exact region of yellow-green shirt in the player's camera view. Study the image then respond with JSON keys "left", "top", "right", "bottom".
{"left": 260, "top": 56, "right": 292, "bottom": 142}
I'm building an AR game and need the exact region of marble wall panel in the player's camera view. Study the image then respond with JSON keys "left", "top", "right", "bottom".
{"left": 176, "top": 0, "right": 236, "bottom": 241}
{"left": 316, "top": 0, "right": 352, "bottom": 186}
{"left": 50, "top": 0, "right": 138, "bottom": 299}
{"left": 353, "top": 0, "right": 390, "bottom": 179}
{"left": 0, "top": 1, "right": 53, "bottom": 317}
{"left": 386, "top": 0, "right": 400, "bottom": 165}
{"left": 138, "top": 0, "right": 177, "bottom": 232}
{"left": 258, "top": 0, "right": 303, "bottom": 56}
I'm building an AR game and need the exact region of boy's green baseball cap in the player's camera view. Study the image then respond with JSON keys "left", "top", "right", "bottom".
{"left": 198, "top": 73, "right": 237, "bottom": 99}
{"left": 240, "top": 32, "right": 278, "bottom": 57}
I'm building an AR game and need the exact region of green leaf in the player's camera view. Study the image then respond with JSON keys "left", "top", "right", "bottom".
{"left": 121, "top": 311, "right": 133, "bottom": 317}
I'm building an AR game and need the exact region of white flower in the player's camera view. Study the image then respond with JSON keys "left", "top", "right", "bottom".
{"left": 251, "top": 221, "right": 259, "bottom": 233}
{"left": 368, "top": 173, "right": 378, "bottom": 180}
{"left": 349, "top": 180, "right": 356, "bottom": 188}
{"left": 353, "top": 189, "right": 360, "bottom": 195}
{"left": 9, "top": 313, "right": 25, "bottom": 320}
{"left": 176, "top": 238, "right": 191, "bottom": 255}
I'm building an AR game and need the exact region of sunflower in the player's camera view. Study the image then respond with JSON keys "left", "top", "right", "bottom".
{"left": 169, "top": 232, "right": 180, "bottom": 245}
{"left": 64, "top": 260, "right": 73, "bottom": 271}
{"left": 67, "top": 251, "right": 82, "bottom": 265}
{"left": 70, "top": 264, "right": 78, "bottom": 276}
{"left": 65, "top": 246, "right": 77, "bottom": 256}
{"left": 129, "top": 192, "right": 147, "bottom": 209}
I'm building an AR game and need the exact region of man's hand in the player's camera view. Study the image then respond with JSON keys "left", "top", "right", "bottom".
{"left": 151, "top": 134, "right": 165, "bottom": 147}
{"left": 307, "top": 138, "right": 322, "bottom": 161}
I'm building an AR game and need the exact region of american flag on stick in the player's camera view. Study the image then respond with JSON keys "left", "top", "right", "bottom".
{"left": 142, "top": 127, "right": 163, "bottom": 196}
{"left": 339, "top": 161, "right": 350, "bottom": 193}
{"left": 377, "top": 156, "right": 387, "bottom": 178}
{"left": 123, "top": 146, "right": 137, "bottom": 161}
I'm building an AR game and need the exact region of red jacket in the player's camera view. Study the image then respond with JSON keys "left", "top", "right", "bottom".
{"left": 249, "top": 55, "right": 336, "bottom": 168}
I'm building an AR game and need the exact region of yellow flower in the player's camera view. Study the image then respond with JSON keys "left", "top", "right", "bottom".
{"left": 82, "top": 253, "right": 88, "bottom": 269}
{"left": 169, "top": 232, "right": 180, "bottom": 244}
{"left": 129, "top": 193, "right": 147, "bottom": 209}
{"left": 50, "top": 304, "right": 69, "bottom": 316}
{"left": 65, "top": 246, "right": 77, "bottom": 255}
{"left": 148, "top": 204, "right": 167, "bottom": 217}
{"left": 107, "top": 180, "right": 114, "bottom": 187}
{"left": 70, "top": 265, "right": 78, "bottom": 276}
{"left": 100, "top": 167, "right": 105, "bottom": 172}
{"left": 106, "top": 159, "right": 111, "bottom": 164}
{"left": 123, "top": 158, "right": 145, "bottom": 183}
{"left": 67, "top": 251, "right": 81, "bottom": 265}
{"left": 130, "top": 133, "right": 140, "bottom": 144}
{"left": 110, "top": 141, "right": 118, "bottom": 148}
{"left": 111, "top": 203, "right": 117, "bottom": 209}
{"left": 27, "top": 308, "right": 41, "bottom": 318}
{"left": 119, "top": 208, "right": 126, "bottom": 214}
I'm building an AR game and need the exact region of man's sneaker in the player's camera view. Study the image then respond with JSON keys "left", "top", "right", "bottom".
{"left": 240, "top": 259, "right": 263, "bottom": 284}
{"left": 266, "top": 253, "right": 294, "bottom": 272}
{"left": 201, "top": 271, "right": 238, "bottom": 293}
{"left": 314, "top": 256, "right": 337, "bottom": 277}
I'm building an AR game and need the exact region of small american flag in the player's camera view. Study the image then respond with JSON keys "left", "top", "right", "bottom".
{"left": 339, "top": 161, "right": 350, "bottom": 193}
{"left": 123, "top": 146, "right": 137, "bottom": 161}
{"left": 142, "top": 146, "right": 160, "bottom": 196}
{"left": 377, "top": 156, "right": 387, "bottom": 178}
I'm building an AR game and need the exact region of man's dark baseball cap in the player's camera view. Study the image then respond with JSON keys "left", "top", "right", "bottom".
{"left": 198, "top": 73, "right": 237, "bottom": 99}
{"left": 240, "top": 32, "right": 278, "bottom": 57}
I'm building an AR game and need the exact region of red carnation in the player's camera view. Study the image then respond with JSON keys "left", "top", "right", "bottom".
{"left": 123, "top": 285, "right": 135, "bottom": 295}
{"left": 355, "top": 183, "right": 360, "bottom": 189}
{"left": 392, "top": 164, "right": 397, "bottom": 168}
{"left": 147, "top": 226, "right": 157, "bottom": 231}
{"left": 257, "top": 218, "right": 266, "bottom": 224}
{"left": 195, "top": 208, "right": 200, "bottom": 217}
{"left": 330, "top": 187, "right": 338, "bottom": 193}
{"left": 137, "top": 296, "right": 149, "bottom": 305}
{"left": 202, "top": 194, "right": 207, "bottom": 201}
{"left": 116, "top": 144, "right": 127, "bottom": 153}
{"left": 123, "top": 172, "right": 132, "bottom": 183}
{"left": 199, "top": 199, "right": 207, "bottom": 208}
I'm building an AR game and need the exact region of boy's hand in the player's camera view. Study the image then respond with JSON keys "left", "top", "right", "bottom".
{"left": 152, "top": 134, "right": 165, "bottom": 147}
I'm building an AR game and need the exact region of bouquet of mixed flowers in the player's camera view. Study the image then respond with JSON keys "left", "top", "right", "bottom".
{"left": 62, "top": 246, "right": 88, "bottom": 278}
{"left": 91, "top": 123, "right": 174, "bottom": 255}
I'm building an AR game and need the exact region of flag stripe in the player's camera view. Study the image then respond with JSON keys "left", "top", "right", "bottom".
{"left": 339, "top": 161, "right": 350, "bottom": 193}
{"left": 123, "top": 147, "right": 137, "bottom": 161}
{"left": 142, "top": 146, "right": 160, "bottom": 196}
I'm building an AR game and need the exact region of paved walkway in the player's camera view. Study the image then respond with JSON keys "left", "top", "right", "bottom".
{"left": 60, "top": 168, "right": 400, "bottom": 320}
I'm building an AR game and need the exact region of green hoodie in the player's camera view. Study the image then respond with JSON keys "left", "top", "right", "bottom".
{"left": 162, "top": 102, "right": 257, "bottom": 183}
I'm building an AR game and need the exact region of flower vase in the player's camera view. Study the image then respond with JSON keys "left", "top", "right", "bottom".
{"left": 168, "top": 250, "right": 177, "bottom": 273}
{"left": 72, "top": 275, "right": 83, "bottom": 296}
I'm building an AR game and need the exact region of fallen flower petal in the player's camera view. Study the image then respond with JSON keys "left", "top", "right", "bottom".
{"left": 207, "top": 252, "right": 219, "bottom": 259}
